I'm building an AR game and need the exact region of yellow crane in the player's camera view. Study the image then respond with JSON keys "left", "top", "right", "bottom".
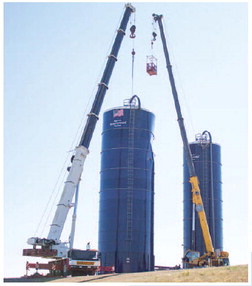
{"left": 152, "top": 13, "right": 229, "bottom": 268}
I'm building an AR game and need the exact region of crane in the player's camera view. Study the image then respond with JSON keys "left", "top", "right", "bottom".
{"left": 23, "top": 3, "right": 135, "bottom": 277}
{"left": 152, "top": 13, "right": 229, "bottom": 268}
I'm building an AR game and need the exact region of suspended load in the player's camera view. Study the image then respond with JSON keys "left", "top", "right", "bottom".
{"left": 146, "top": 30, "right": 157, "bottom": 76}
{"left": 146, "top": 55, "right": 157, "bottom": 76}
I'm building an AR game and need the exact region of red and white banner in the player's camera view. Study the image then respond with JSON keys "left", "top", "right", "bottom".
{"left": 113, "top": 109, "right": 124, "bottom": 118}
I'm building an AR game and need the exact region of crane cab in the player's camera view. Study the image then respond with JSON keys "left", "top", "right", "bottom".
{"left": 146, "top": 55, "right": 157, "bottom": 76}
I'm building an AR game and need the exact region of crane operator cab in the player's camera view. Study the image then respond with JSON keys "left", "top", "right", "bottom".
{"left": 67, "top": 249, "right": 101, "bottom": 276}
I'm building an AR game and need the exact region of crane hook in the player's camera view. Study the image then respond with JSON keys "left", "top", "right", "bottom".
{"left": 130, "top": 25, "right": 136, "bottom": 38}
{"left": 152, "top": 32, "right": 157, "bottom": 42}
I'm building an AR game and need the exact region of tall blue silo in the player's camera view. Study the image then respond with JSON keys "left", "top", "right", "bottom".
{"left": 98, "top": 95, "right": 155, "bottom": 273}
{"left": 183, "top": 131, "right": 223, "bottom": 260}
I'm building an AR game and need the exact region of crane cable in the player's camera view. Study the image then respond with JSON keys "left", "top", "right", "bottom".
{"left": 131, "top": 48, "right": 136, "bottom": 97}
{"left": 151, "top": 17, "right": 157, "bottom": 51}
{"left": 129, "top": 13, "right": 136, "bottom": 96}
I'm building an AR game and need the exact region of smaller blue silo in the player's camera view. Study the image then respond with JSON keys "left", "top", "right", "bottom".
{"left": 183, "top": 131, "right": 223, "bottom": 259}
{"left": 98, "top": 95, "right": 155, "bottom": 273}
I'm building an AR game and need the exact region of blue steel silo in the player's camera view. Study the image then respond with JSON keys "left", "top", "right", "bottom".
{"left": 183, "top": 131, "right": 223, "bottom": 260}
{"left": 99, "top": 95, "right": 155, "bottom": 273}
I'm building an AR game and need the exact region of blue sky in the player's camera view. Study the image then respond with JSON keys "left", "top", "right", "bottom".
{"left": 4, "top": 1, "right": 249, "bottom": 279}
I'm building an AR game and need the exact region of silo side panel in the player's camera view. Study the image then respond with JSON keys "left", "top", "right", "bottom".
{"left": 183, "top": 142, "right": 223, "bottom": 258}
{"left": 99, "top": 107, "right": 155, "bottom": 273}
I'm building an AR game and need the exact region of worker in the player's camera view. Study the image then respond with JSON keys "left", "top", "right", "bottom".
{"left": 35, "top": 261, "right": 39, "bottom": 272}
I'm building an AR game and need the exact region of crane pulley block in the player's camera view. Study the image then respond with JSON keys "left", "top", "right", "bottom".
{"left": 130, "top": 24, "right": 136, "bottom": 38}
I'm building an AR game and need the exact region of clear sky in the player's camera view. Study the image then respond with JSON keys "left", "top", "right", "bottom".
{"left": 4, "top": 1, "right": 249, "bottom": 279}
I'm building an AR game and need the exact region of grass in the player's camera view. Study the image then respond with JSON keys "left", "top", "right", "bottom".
{"left": 46, "top": 264, "right": 248, "bottom": 283}
{"left": 4, "top": 264, "right": 248, "bottom": 283}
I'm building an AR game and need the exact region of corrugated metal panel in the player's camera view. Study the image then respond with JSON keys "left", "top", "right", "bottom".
{"left": 99, "top": 105, "right": 155, "bottom": 273}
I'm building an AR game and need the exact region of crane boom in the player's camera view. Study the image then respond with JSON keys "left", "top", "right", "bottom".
{"left": 152, "top": 14, "right": 215, "bottom": 254}
{"left": 79, "top": 4, "right": 135, "bottom": 149}
{"left": 153, "top": 14, "right": 229, "bottom": 268}
{"left": 47, "top": 3, "right": 135, "bottom": 244}
{"left": 25, "top": 4, "right": 135, "bottom": 256}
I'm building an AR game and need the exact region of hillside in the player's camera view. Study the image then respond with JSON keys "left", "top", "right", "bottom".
{"left": 49, "top": 265, "right": 248, "bottom": 283}
{"left": 5, "top": 264, "right": 247, "bottom": 283}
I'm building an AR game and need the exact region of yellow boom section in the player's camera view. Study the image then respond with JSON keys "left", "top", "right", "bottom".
{"left": 189, "top": 176, "right": 214, "bottom": 254}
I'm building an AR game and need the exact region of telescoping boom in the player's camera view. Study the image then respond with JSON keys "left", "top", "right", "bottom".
{"left": 153, "top": 13, "right": 229, "bottom": 268}
{"left": 23, "top": 4, "right": 135, "bottom": 277}
{"left": 47, "top": 3, "right": 135, "bottom": 245}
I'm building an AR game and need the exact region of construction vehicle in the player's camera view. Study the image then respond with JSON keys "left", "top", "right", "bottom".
{"left": 23, "top": 3, "right": 135, "bottom": 277}
{"left": 152, "top": 13, "right": 229, "bottom": 268}
{"left": 25, "top": 248, "right": 100, "bottom": 277}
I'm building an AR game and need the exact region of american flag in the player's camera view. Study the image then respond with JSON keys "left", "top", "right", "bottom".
{"left": 113, "top": 109, "right": 124, "bottom": 118}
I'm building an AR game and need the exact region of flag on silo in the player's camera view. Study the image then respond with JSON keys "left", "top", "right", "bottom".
{"left": 113, "top": 109, "right": 124, "bottom": 118}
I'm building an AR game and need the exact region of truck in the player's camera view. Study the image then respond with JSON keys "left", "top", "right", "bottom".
{"left": 23, "top": 3, "right": 135, "bottom": 277}
{"left": 152, "top": 13, "right": 229, "bottom": 268}
{"left": 25, "top": 249, "right": 100, "bottom": 277}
